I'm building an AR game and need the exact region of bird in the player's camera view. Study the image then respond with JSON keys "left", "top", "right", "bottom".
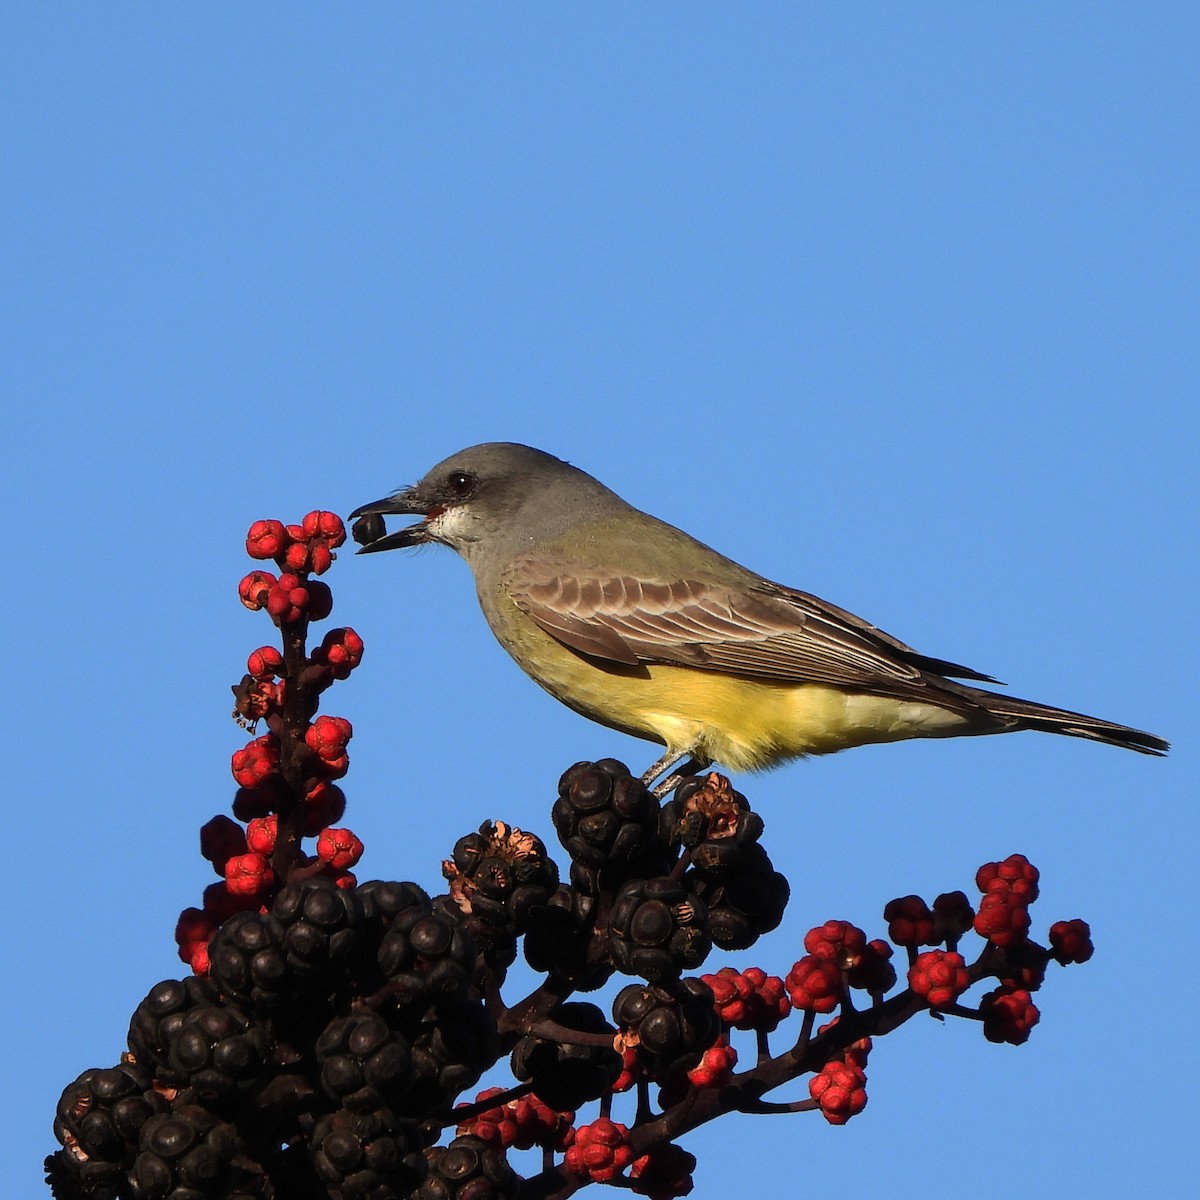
{"left": 350, "top": 442, "right": 1167, "bottom": 787}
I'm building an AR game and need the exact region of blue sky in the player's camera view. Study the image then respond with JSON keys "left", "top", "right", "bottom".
{"left": 4, "top": 6, "right": 1196, "bottom": 1196}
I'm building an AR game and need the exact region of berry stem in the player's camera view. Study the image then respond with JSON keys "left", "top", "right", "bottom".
{"left": 271, "top": 619, "right": 316, "bottom": 881}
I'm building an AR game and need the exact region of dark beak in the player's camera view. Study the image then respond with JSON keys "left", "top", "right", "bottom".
{"left": 348, "top": 489, "right": 430, "bottom": 553}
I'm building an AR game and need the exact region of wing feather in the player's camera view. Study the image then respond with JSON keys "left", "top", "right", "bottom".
{"left": 505, "top": 558, "right": 993, "bottom": 693}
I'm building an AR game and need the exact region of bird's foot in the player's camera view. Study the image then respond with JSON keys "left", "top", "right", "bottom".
{"left": 640, "top": 747, "right": 711, "bottom": 799}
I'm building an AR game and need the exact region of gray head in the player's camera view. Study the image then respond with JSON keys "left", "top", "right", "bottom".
{"left": 350, "top": 442, "right": 625, "bottom": 564}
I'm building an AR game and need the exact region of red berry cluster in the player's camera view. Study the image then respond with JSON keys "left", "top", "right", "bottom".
{"left": 176, "top": 512, "right": 368, "bottom": 974}
{"left": 907, "top": 949, "right": 970, "bottom": 1009}
{"left": 246, "top": 511, "right": 345, "bottom": 577}
{"left": 784, "top": 918, "right": 897, "bottom": 1014}
{"left": 784, "top": 954, "right": 843, "bottom": 1013}
{"left": 1049, "top": 918, "right": 1094, "bottom": 965}
{"left": 702, "top": 966, "right": 791, "bottom": 1031}
{"left": 808, "top": 1056, "right": 868, "bottom": 1125}
{"left": 973, "top": 853, "right": 1037, "bottom": 947}
{"left": 564, "top": 1117, "right": 634, "bottom": 1183}
{"left": 239, "top": 511, "right": 344, "bottom": 630}
{"left": 457, "top": 1087, "right": 575, "bottom": 1152}
{"left": 981, "top": 986, "right": 1041, "bottom": 1045}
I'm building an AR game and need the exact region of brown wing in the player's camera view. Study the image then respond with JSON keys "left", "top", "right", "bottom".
{"left": 505, "top": 560, "right": 995, "bottom": 692}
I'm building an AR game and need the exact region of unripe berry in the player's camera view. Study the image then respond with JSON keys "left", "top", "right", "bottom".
{"left": 246, "top": 645, "right": 285, "bottom": 679}
{"left": 246, "top": 519, "right": 290, "bottom": 560}
{"left": 784, "top": 955, "right": 844, "bottom": 1013}
{"left": 231, "top": 735, "right": 279, "bottom": 788}
{"left": 804, "top": 919, "right": 867, "bottom": 970}
{"left": 809, "top": 1058, "right": 867, "bottom": 1125}
{"left": 883, "top": 894, "right": 935, "bottom": 946}
{"left": 973, "top": 893, "right": 1031, "bottom": 948}
{"left": 316, "top": 827, "right": 364, "bottom": 870}
{"left": 282, "top": 540, "right": 312, "bottom": 573}
{"left": 302, "top": 510, "right": 347, "bottom": 547}
{"left": 977, "top": 853, "right": 1040, "bottom": 904}
{"left": 563, "top": 1117, "right": 633, "bottom": 1183}
{"left": 313, "top": 627, "right": 365, "bottom": 678}
{"left": 686, "top": 1034, "right": 737, "bottom": 1088}
{"left": 224, "top": 852, "right": 275, "bottom": 898}
{"left": 908, "top": 950, "right": 969, "bottom": 1009}
{"left": 981, "top": 986, "right": 1040, "bottom": 1045}
{"left": 306, "top": 715, "right": 353, "bottom": 760}
{"left": 309, "top": 543, "right": 334, "bottom": 574}
{"left": 245, "top": 815, "right": 277, "bottom": 855}
{"left": 238, "top": 570, "right": 275, "bottom": 611}
{"left": 1049, "top": 918, "right": 1094, "bottom": 965}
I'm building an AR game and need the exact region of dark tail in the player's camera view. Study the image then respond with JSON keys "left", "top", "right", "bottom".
{"left": 966, "top": 688, "right": 1169, "bottom": 756}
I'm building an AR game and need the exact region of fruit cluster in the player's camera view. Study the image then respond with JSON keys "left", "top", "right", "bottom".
{"left": 47, "top": 513, "right": 1097, "bottom": 1199}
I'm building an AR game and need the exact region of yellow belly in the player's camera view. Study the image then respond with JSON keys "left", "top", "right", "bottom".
{"left": 489, "top": 594, "right": 972, "bottom": 771}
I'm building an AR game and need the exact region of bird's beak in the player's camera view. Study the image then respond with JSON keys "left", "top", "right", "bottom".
{"left": 349, "top": 488, "right": 432, "bottom": 553}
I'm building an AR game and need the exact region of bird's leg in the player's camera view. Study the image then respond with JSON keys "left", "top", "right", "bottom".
{"left": 651, "top": 756, "right": 711, "bottom": 798}
{"left": 640, "top": 743, "right": 712, "bottom": 799}
{"left": 639, "top": 747, "right": 685, "bottom": 787}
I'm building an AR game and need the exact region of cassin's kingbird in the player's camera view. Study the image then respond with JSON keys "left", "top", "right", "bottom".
{"left": 351, "top": 443, "right": 1167, "bottom": 780}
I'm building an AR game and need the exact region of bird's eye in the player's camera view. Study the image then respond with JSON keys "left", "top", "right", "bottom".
{"left": 446, "top": 471, "right": 476, "bottom": 497}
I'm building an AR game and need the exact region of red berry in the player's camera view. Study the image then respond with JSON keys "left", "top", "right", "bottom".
{"left": 246, "top": 646, "right": 285, "bottom": 679}
{"left": 316, "top": 827, "right": 364, "bottom": 870}
{"left": 883, "top": 895, "right": 935, "bottom": 946}
{"left": 224, "top": 851, "right": 275, "bottom": 897}
{"left": 245, "top": 815, "right": 278, "bottom": 855}
{"left": 686, "top": 1034, "right": 737, "bottom": 1088}
{"left": 977, "top": 854, "right": 1040, "bottom": 904}
{"left": 309, "top": 543, "right": 334, "bottom": 575}
{"left": 246, "top": 519, "right": 290, "bottom": 560}
{"left": 908, "top": 950, "right": 969, "bottom": 1009}
{"left": 282, "top": 541, "right": 312, "bottom": 573}
{"left": 1049, "top": 918, "right": 1094, "bottom": 965}
{"left": 305, "top": 715, "right": 353, "bottom": 760}
{"left": 456, "top": 1088, "right": 516, "bottom": 1149}
{"left": 231, "top": 734, "right": 280, "bottom": 788}
{"left": 611, "top": 1044, "right": 641, "bottom": 1093}
{"left": 809, "top": 1058, "right": 867, "bottom": 1125}
{"left": 302, "top": 510, "right": 347, "bottom": 547}
{"left": 702, "top": 966, "right": 791, "bottom": 1030}
{"left": 238, "top": 570, "right": 276, "bottom": 611}
{"left": 804, "top": 919, "right": 868, "bottom": 970}
{"left": 563, "top": 1117, "right": 633, "bottom": 1184}
{"left": 981, "top": 986, "right": 1040, "bottom": 1045}
{"left": 973, "top": 893, "right": 1031, "bottom": 948}
{"left": 313, "top": 627, "right": 365, "bottom": 678}
{"left": 784, "top": 955, "right": 844, "bottom": 1013}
